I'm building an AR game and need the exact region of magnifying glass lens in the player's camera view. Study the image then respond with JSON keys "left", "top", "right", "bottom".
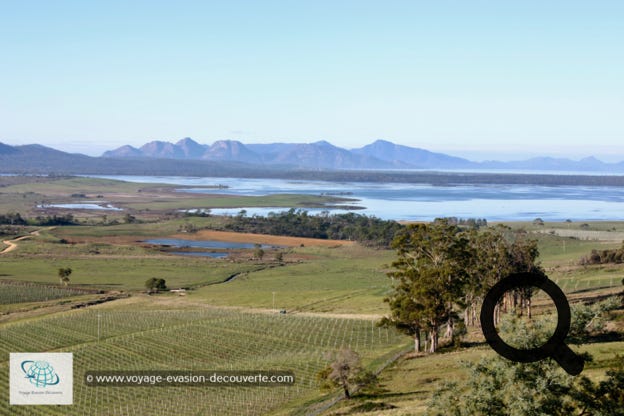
{"left": 495, "top": 287, "right": 558, "bottom": 350}
{"left": 480, "top": 272, "right": 584, "bottom": 376}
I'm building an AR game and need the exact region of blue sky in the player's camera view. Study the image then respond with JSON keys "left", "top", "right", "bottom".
{"left": 1, "top": 1, "right": 622, "bottom": 161}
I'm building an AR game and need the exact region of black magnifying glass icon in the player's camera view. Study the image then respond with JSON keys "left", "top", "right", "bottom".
{"left": 480, "top": 271, "right": 584, "bottom": 376}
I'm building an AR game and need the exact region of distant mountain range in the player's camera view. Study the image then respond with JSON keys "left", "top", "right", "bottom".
{"left": 103, "top": 138, "right": 402, "bottom": 169}
{"left": 2, "top": 139, "right": 624, "bottom": 179}
{"left": 102, "top": 138, "right": 624, "bottom": 172}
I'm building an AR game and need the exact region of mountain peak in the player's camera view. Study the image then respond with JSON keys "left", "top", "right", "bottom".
{"left": 139, "top": 140, "right": 185, "bottom": 159}
{"left": 353, "top": 140, "right": 472, "bottom": 168}
{"left": 213, "top": 139, "right": 244, "bottom": 146}
{"left": 102, "top": 145, "right": 143, "bottom": 158}
{"left": 370, "top": 139, "right": 395, "bottom": 146}
{"left": 176, "top": 137, "right": 200, "bottom": 146}
{"left": 203, "top": 140, "right": 260, "bottom": 163}
{"left": 580, "top": 156, "right": 602, "bottom": 163}
{"left": 176, "top": 137, "right": 206, "bottom": 158}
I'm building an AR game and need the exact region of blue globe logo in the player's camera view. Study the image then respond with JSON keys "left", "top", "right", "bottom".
{"left": 21, "top": 360, "right": 60, "bottom": 387}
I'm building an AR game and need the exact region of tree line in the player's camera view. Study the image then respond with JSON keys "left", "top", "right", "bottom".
{"left": 0, "top": 212, "right": 77, "bottom": 226}
{"left": 580, "top": 242, "right": 624, "bottom": 265}
{"left": 0, "top": 212, "right": 27, "bottom": 225}
{"left": 382, "top": 219, "right": 543, "bottom": 353}
{"left": 216, "top": 209, "right": 403, "bottom": 248}
{"left": 443, "top": 217, "right": 488, "bottom": 228}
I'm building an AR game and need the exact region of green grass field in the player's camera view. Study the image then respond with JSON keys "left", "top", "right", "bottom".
{"left": 0, "top": 254, "right": 259, "bottom": 291}
{"left": 53, "top": 217, "right": 223, "bottom": 238}
{"left": 193, "top": 245, "right": 395, "bottom": 315}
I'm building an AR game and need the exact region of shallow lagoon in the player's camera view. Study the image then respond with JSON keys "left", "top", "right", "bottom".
{"left": 39, "top": 202, "right": 122, "bottom": 211}
{"left": 94, "top": 175, "right": 624, "bottom": 222}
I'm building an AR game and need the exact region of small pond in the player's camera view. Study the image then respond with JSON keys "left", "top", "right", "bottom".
{"left": 170, "top": 251, "right": 228, "bottom": 258}
{"left": 145, "top": 239, "right": 273, "bottom": 249}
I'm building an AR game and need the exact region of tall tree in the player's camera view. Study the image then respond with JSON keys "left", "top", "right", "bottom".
{"left": 381, "top": 286, "right": 426, "bottom": 352}
{"left": 384, "top": 220, "right": 472, "bottom": 353}
{"left": 465, "top": 226, "right": 543, "bottom": 326}
{"left": 384, "top": 222, "right": 545, "bottom": 353}
{"left": 462, "top": 225, "right": 512, "bottom": 327}
{"left": 507, "top": 232, "right": 544, "bottom": 318}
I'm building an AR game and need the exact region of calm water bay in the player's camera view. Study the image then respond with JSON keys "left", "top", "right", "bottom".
{"left": 92, "top": 175, "right": 624, "bottom": 222}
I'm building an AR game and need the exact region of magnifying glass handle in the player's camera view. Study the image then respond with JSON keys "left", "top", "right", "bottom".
{"left": 551, "top": 343, "right": 584, "bottom": 376}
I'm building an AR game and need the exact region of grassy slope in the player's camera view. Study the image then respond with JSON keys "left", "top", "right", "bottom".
{"left": 0, "top": 255, "right": 254, "bottom": 290}
{"left": 193, "top": 245, "right": 395, "bottom": 314}
{"left": 0, "top": 177, "right": 148, "bottom": 214}
{"left": 325, "top": 340, "right": 624, "bottom": 416}
{"left": 535, "top": 232, "right": 622, "bottom": 294}
{"left": 53, "top": 218, "right": 224, "bottom": 238}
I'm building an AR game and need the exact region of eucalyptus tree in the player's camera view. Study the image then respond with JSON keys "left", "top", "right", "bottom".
{"left": 384, "top": 219, "right": 473, "bottom": 353}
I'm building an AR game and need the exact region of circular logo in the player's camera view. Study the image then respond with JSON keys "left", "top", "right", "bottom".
{"left": 21, "top": 360, "right": 61, "bottom": 387}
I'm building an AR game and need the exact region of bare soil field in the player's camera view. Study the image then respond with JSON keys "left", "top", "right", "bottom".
{"left": 172, "top": 229, "right": 355, "bottom": 247}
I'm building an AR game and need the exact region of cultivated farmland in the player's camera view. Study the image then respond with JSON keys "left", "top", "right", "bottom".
{"left": 0, "top": 306, "right": 408, "bottom": 415}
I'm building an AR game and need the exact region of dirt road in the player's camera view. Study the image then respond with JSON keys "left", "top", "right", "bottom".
{"left": 1, "top": 235, "right": 30, "bottom": 254}
{"left": 0, "top": 227, "right": 55, "bottom": 254}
